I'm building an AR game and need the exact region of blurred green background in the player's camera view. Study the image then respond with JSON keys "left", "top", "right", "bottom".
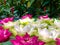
{"left": 0, "top": 0, "right": 60, "bottom": 19}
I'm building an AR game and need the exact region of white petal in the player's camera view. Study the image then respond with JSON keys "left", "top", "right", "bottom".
{"left": 50, "top": 30, "right": 60, "bottom": 39}
{"left": 23, "top": 25, "right": 31, "bottom": 32}
{"left": 54, "top": 19, "right": 60, "bottom": 27}
{"left": 38, "top": 28, "right": 51, "bottom": 38}
{"left": 14, "top": 25, "right": 20, "bottom": 32}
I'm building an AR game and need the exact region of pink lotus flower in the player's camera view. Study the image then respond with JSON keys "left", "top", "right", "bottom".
{"left": 11, "top": 33, "right": 45, "bottom": 45}
{"left": 38, "top": 14, "right": 49, "bottom": 19}
{"left": 0, "top": 26, "right": 11, "bottom": 42}
{"left": 21, "top": 14, "right": 32, "bottom": 19}
{"left": 55, "top": 38, "right": 60, "bottom": 45}
{"left": 0, "top": 17, "right": 14, "bottom": 24}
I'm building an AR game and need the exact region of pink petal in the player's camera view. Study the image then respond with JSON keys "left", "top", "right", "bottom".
{"left": 16, "top": 35, "right": 23, "bottom": 41}
{"left": 21, "top": 14, "right": 32, "bottom": 19}
{"left": 39, "top": 41, "right": 45, "bottom": 45}
{"left": 11, "top": 40, "right": 21, "bottom": 45}
{"left": 31, "top": 36, "right": 38, "bottom": 43}
{"left": 0, "top": 26, "right": 4, "bottom": 29}
{"left": 23, "top": 33, "right": 30, "bottom": 41}
{"left": 0, "top": 27, "right": 11, "bottom": 42}
{"left": 55, "top": 38, "right": 60, "bottom": 45}
{"left": 10, "top": 33, "right": 45, "bottom": 45}
{"left": 1, "top": 17, "right": 14, "bottom": 24}
{"left": 38, "top": 14, "right": 49, "bottom": 19}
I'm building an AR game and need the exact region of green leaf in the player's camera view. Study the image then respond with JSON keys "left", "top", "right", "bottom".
{"left": 45, "top": 40, "right": 56, "bottom": 45}
{"left": 42, "top": 0, "right": 50, "bottom": 7}
{"left": 1, "top": 41, "right": 12, "bottom": 45}
{"left": 27, "top": 0, "right": 35, "bottom": 8}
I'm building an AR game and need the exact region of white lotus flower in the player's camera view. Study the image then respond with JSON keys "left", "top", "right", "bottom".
{"left": 14, "top": 24, "right": 34, "bottom": 34}
{"left": 14, "top": 25, "right": 20, "bottom": 32}
{"left": 14, "top": 24, "right": 25, "bottom": 34}
{"left": 23, "top": 25, "right": 31, "bottom": 32}
{"left": 19, "top": 18, "right": 34, "bottom": 23}
{"left": 23, "top": 25, "right": 34, "bottom": 34}
{"left": 38, "top": 28, "right": 51, "bottom": 39}
{"left": 38, "top": 28, "right": 60, "bottom": 40}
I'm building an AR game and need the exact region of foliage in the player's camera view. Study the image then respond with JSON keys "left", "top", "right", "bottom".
{"left": 0, "top": 0, "right": 60, "bottom": 19}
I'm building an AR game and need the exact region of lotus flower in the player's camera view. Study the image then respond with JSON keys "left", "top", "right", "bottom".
{"left": 14, "top": 24, "right": 35, "bottom": 35}
{"left": 0, "top": 17, "right": 14, "bottom": 24}
{"left": 38, "top": 28, "right": 60, "bottom": 40}
{"left": 20, "top": 18, "right": 34, "bottom": 25}
{"left": 38, "top": 14, "right": 49, "bottom": 19}
{"left": 11, "top": 33, "right": 45, "bottom": 45}
{"left": 21, "top": 14, "right": 32, "bottom": 19}
{"left": 55, "top": 38, "right": 60, "bottom": 45}
{"left": 0, "top": 26, "right": 11, "bottom": 42}
{"left": 38, "top": 28, "right": 51, "bottom": 40}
